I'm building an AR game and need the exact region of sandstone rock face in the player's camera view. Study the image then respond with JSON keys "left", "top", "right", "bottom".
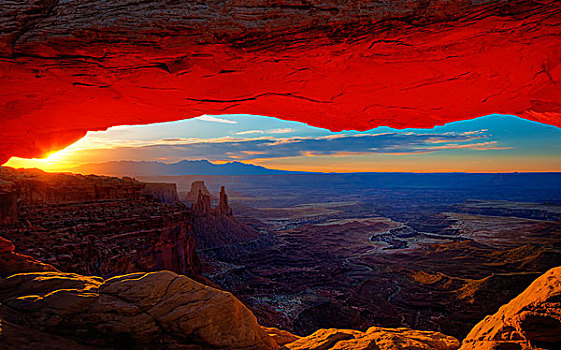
{"left": 460, "top": 266, "right": 561, "bottom": 350}
{"left": 185, "top": 181, "right": 212, "bottom": 205}
{"left": 1, "top": 1, "right": 561, "bottom": 163}
{"left": 0, "top": 186, "right": 17, "bottom": 225}
{"left": 282, "top": 327, "right": 460, "bottom": 350}
{"left": 1, "top": 167, "right": 201, "bottom": 278}
{"left": 216, "top": 186, "right": 233, "bottom": 216}
{"left": 262, "top": 326, "right": 302, "bottom": 347}
{"left": 142, "top": 182, "right": 180, "bottom": 203}
{"left": 0, "top": 270, "right": 279, "bottom": 349}
{"left": 0, "top": 237, "right": 57, "bottom": 278}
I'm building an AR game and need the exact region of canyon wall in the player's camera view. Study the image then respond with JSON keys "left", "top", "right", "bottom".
{"left": 0, "top": 167, "right": 201, "bottom": 278}
{"left": 142, "top": 182, "right": 180, "bottom": 203}
{"left": 0, "top": 187, "right": 17, "bottom": 226}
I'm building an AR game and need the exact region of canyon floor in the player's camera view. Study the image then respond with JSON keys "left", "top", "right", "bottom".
{"left": 142, "top": 173, "right": 561, "bottom": 340}
{"left": 2, "top": 169, "right": 561, "bottom": 349}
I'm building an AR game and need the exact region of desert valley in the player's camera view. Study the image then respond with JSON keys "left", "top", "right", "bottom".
{"left": 1, "top": 166, "right": 561, "bottom": 349}
{"left": 2, "top": 0, "right": 561, "bottom": 349}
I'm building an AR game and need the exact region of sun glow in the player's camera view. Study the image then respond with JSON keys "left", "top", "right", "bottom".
{"left": 2, "top": 114, "right": 560, "bottom": 173}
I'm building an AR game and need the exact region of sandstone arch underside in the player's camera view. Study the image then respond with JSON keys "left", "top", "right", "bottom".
{"left": 1, "top": 0, "right": 561, "bottom": 164}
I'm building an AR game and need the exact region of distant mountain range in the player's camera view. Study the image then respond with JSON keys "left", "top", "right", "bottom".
{"left": 72, "top": 160, "right": 309, "bottom": 176}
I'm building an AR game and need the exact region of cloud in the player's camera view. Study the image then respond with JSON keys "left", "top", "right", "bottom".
{"left": 268, "top": 128, "right": 296, "bottom": 134}
{"left": 236, "top": 130, "right": 264, "bottom": 135}
{"left": 91, "top": 130, "right": 506, "bottom": 163}
{"left": 197, "top": 115, "right": 237, "bottom": 124}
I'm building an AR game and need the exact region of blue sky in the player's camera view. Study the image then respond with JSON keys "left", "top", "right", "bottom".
{"left": 6, "top": 114, "right": 561, "bottom": 172}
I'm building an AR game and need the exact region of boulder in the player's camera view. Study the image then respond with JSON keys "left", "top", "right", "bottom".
{"left": 0, "top": 270, "right": 279, "bottom": 350}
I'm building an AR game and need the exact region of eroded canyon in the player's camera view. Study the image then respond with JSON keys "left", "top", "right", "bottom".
{"left": 2, "top": 167, "right": 560, "bottom": 348}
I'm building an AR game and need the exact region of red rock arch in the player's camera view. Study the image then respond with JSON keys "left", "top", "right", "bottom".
{"left": 1, "top": 0, "right": 560, "bottom": 164}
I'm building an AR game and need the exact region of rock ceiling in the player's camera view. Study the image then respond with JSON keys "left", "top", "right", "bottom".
{"left": 1, "top": 0, "right": 560, "bottom": 163}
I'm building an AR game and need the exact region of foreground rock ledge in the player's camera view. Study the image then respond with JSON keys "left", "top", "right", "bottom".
{"left": 0, "top": 267, "right": 460, "bottom": 350}
{"left": 2, "top": 263, "right": 561, "bottom": 349}
{"left": 460, "top": 266, "right": 561, "bottom": 350}
{"left": 282, "top": 327, "right": 459, "bottom": 350}
{"left": 0, "top": 270, "right": 278, "bottom": 349}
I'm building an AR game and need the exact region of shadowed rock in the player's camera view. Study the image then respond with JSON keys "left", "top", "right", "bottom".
{"left": 0, "top": 237, "right": 58, "bottom": 278}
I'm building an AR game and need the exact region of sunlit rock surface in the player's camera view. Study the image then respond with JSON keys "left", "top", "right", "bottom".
{"left": 282, "top": 327, "right": 459, "bottom": 350}
{"left": 0, "top": 270, "right": 279, "bottom": 349}
{"left": 1, "top": 0, "right": 561, "bottom": 163}
{"left": 460, "top": 266, "right": 561, "bottom": 350}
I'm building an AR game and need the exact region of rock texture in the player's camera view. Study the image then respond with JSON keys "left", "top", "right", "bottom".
{"left": 460, "top": 266, "right": 561, "bottom": 350}
{"left": 190, "top": 182, "right": 262, "bottom": 249}
{"left": 1, "top": 1, "right": 561, "bottom": 163}
{"left": 1, "top": 167, "right": 145, "bottom": 203}
{"left": 0, "top": 185, "right": 17, "bottom": 225}
{"left": 142, "top": 182, "right": 180, "bottom": 204}
{"left": 216, "top": 186, "right": 233, "bottom": 216}
{"left": 0, "top": 237, "right": 57, "bottom": 278}
{"left": 0, "top": 270, "right": 279, "bottom": 349}
{"left": 282, "top": 327, "right": 459, "bottom": 350}
{"left": 0, "top": 167, "right": 201, "bottom": 278}
{"left": 185, "top": 181, "right": 213, "bottom": 205}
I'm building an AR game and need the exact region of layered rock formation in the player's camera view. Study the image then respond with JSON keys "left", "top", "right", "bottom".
{"left": 0, "top": 270, "right": 279, "bottom": 350}
{"left": 0, "top": 237, "right": 57, "bottom": 278}
{"left": 1, "top": 1, "right": 561, "bottom": 163}
{"left": 142, "top": 182, "right": 180, "bottom": 204}
{"left": 461, "top": 266, "right": 561, "bottom": 350}
{"left": 1, "top": 167, "right": 145, "bottom": 203}
{"left": 0, "top": 185, "right": 17, "bottom": 225}
{"left": 185, "top": 181, "right": 213, "bottom": 205}
{"left": 0, "top": 167, "right": 201, "bottom": 278}
{"left": 190, "top": 182, "right": 262, "bottom": 250}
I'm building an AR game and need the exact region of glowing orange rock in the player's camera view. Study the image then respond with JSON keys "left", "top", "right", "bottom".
{"left": 1, "top": 1, "right": 560, "bottom": 163}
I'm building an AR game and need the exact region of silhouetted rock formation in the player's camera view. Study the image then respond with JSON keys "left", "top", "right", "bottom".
{"left": 191, "top": 189, "right": 212, "bottom": 216}
{"left": 185, "top": 180, "right": 212, "bottom": 205}
{"left": 0, "top": 167, "right": 201, "bottom": 279}
{"left": 189, "top": 182, "right": 262, "bottom": 250}
{"left": 216, "top": 186, "right": 233, "bottom": 216}
{"left": 461, "top": 266, "right": 561, "bottom": 350}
